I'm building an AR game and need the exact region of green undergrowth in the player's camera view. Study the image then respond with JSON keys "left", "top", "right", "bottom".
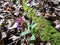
{"left": 22, "top": 0, "right": 60, "bottom": 45}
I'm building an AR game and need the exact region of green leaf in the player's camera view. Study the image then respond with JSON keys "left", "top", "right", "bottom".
{"left": 31, "top": 23, "right": 38, "bottom": 29}
{"left": 30, "top": 34, "right": 36, "bottom": 41}
{"left": 21, "top": 30, "right": 30, "bottom": 36}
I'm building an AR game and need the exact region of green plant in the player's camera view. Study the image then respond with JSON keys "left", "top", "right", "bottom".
{"left": 22, "top": 0, "right": 60, "bottom": 45}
